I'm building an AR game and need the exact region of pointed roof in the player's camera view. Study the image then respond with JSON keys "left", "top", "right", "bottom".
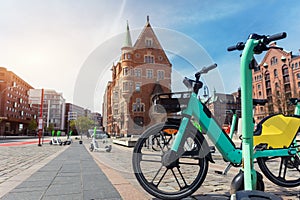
{"left": 123, "top": 20, "right": 132, "bottom": 48}
{"left": 133, "top": 16, "right": 163, "bottom": 50}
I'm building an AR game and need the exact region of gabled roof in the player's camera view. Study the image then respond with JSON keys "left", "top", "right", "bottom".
{"left": 259, "top": 43, "right": 291, "bottom": 66}
{"left": 133, "top": 16, "right": 163, "bottom": 50}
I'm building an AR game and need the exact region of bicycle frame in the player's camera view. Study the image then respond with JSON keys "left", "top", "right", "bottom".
{"left": 170, "top": 33, "right": 296, "bottom": 190}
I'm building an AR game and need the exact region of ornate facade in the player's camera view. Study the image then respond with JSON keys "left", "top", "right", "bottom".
{"left": 103, "top": 17, "right": 172, "bottom": 136}
{"left": 252, "top": 42, "right": 300, "bottom": 121}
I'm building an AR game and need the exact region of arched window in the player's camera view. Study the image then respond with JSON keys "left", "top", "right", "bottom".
{"left": 282, "top": 65, "right": 289, "bottom": 76}
{"left": 274, "top": 69, "right": 278, "bottom": 77}
{"left": 271, "top": 56, "right": 278, "bottom": 65}
{"left": 265, "top": 71, "right": 270, "bottom": 80}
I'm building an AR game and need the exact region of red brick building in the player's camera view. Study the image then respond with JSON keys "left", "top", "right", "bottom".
{"left": 0, "top": 67, "right": 38, "bottom": 136}
{"left": 103, "top": 17, "right": 172, "bottom": 136}
{"left": 252, "top": 42, "right": 300, "bottom": 121}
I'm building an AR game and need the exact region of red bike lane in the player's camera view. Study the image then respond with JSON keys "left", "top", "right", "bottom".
{"left": 0, "top": 139, "right": 51, "bottom": 147}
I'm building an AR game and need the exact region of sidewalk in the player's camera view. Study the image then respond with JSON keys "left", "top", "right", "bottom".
{"left": 1, "top": 142, "right": 121, "bottom": 200}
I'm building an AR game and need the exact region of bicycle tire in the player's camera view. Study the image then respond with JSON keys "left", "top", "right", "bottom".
{"left": 257, "top": 154, "right": 300, "bottom": 187}
{"left": 132, "top": 122, "right": 209, "bottom": 199}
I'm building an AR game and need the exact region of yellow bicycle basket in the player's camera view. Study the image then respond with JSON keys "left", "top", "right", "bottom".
{"left": 254, "top": 114, "right": 300, "bottom": 149}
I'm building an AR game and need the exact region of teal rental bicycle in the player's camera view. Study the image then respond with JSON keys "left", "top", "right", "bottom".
{"left": 132, "top": 32, "right": 300, "bottom": 199}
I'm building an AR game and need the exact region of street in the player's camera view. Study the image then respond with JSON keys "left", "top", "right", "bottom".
{"left": 84, "top": 137, "right": 300, "bottom": 200}
{"left": 0, "top": 137, "right": 299, "bottom": 200}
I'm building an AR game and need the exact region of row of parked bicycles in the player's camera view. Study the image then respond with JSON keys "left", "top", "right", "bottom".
{"left": 132, "top": 32, "right": 300, "bottom": 199}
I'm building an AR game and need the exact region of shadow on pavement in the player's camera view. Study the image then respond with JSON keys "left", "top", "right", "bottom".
{"left": 152, "top": 193, "right": 230, "bottom": 200}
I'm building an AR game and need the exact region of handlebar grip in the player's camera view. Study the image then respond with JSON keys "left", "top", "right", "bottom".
{"left": 227, "top": 46, "right": 237, "bottom": 51}
{"left": 227, "top": 42, "right": 245, "bottom": 51}
{"left": 196, "top": 63, "right": 217, "bottom": 75}
{"left": 205, "top": 63, "right": 218, "bottom": 72}
{"left": 267, "top": 32, "right": 287, "bottom": 43}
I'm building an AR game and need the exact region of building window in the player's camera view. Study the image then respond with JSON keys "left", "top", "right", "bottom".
{"left": 145, "top": 38, "right": 153, "bottom": 47}
{"left": 270, "top": 56, "right": 278, "bottom": 65}
{"left": 260, "top": 106, "right": 264, "bottom": 113}
{"left": 144, "top": 55, "right": 154, "bottom": 63}
{"left": 274, "top": 69, "right": 278, "bottom": 78}
{"left": 132, "top": 98, "right": 144, "bottom": 112}
{"left": 146, "top": 69, "right": 153, "bottom": 79}
{"left": 157, "top": 70, "right": 164, "bottom": 80}
{"left": 123, "top": 53, "right": 131, "bottom": 60}
{"left": 135, "top": 83, "right": 141, "bottom": 92}
{"left": 135, "top": 69, "right": 141, "bottom": 77}
{"left": 123, "top": 67, "right": 129, "bottom": 76}
{"left": 298, "top": 82, "right": 300, "bottom": 88}
{"left": 257, "top": 84, "right": 261, "bottom": 90}
{"left": 265, "top": 71, "right": 270, "bottom": 80}
{"left": 123, "top": 82, "right": 129, "bottom": 92}
{"left": 282, "top": 66, "right": 289, "bottom": 76}
{"left": 297, "top": 73, "right": 300, "bottom": 80}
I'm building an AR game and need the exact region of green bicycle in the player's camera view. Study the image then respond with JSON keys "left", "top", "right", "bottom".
{"left": 132, "top": 32, "right": 299, "bottom": 199}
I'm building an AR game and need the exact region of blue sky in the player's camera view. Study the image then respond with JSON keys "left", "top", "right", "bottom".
{"left": 1, "top": 0, "right": 300, "bottom": 112}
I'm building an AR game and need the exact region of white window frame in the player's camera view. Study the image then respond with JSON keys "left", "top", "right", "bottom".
{"left": 146, "top": 69, "right": 153, "bottom": 79}
{"left": 157, "top": 70, "right": 165, "bottom": 80}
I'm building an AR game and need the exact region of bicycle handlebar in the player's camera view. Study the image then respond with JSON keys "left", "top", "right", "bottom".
{"left": 195, "top": 63, "right": 217, "bottom": 76}
{"left": 227, "top": 42, "right": 245, "bottom": 52}
{"left": 227, "top": 32, "right": 287, "bottom": 52}
{"left": 266, "top": 32, "right": 287, "bottom": 43}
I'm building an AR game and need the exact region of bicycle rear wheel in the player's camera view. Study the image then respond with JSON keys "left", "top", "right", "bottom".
{"left": 257, "top": 153, "right": 300, "bottom": 187}
{"left": 132, "top": 122, "right": 209, "bottom": 200}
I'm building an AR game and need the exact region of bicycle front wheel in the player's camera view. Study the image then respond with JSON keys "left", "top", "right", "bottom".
{"left": 132, "top": 123, "right": 209, "bottom": 200}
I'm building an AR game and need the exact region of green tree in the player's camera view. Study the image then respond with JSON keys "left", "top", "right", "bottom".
{"left": 28, "top": 119, "right": 37, "bottom": 134}
{"left": 74, "top": 116, "right": 94, "bottom": 137}
{"left": 69, "top": 120, "right": 77, "bottom": 133}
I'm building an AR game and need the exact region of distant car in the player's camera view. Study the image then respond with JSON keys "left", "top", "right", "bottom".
{"left": 88, "top": 129, "right": 110, "bottom": 139}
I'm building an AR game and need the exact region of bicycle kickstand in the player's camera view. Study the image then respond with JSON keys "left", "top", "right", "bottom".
{"left": 215, "top": 163, "right": 232, "bottom": 175}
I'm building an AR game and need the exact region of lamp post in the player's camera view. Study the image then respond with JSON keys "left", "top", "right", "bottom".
{"left": 37, "top": 89, "right": 44, "bottom": 146}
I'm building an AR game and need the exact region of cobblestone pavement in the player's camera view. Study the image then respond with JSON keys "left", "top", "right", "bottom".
{"left": 0, "top": 139, "right": 68, "bottom": 197}
{"left": 0, "top": 137, "right": 299, "bottom": 200}
{"left": 84, "top": 137, "right": 300, "bottom": 200}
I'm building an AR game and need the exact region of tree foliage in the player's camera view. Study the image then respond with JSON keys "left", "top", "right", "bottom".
{"left": 72, "top": 116, "right": 94, "bottom": 134}
{"left": 28, "top": 119, "right": 37, "bottom": 132}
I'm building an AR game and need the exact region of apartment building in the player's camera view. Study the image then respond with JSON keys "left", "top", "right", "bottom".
{"left": 0, "top": 67, "right": 37, "bottom": 135}
{"left": 29, "top": 89, "right": 65, "bottom": 131}
{"left": 252, "top": 42, "right": 300, "bottom": 121}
